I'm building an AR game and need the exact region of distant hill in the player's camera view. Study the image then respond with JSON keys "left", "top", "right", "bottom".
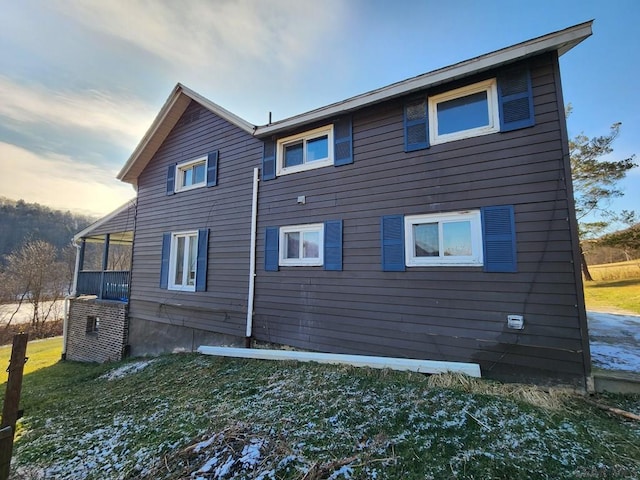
{"left": 0, "top": 197, "right": 96, "bottom": 264}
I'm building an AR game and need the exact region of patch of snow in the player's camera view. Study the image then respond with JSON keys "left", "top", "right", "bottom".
{"left": 239, "top": 439, "right": 263, "bottom": 466}
{"left": 99, "top": 359, "right": 156, "bottom": 380}
{"left": 328, "top": 464, "right": 353, "bottom": 479}
{"left": 587, "top": 312, "right": 640, "bottom": 373}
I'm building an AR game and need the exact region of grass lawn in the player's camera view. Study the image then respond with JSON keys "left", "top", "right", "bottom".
{"left": 4, "top": 353, "right": 640, "bottom": 479}
{"left": 582, "top": 260, "right": 640, "bottom": 314}
{"left": 583, "top": 278, "right": 640, "bottom": 315}
{"left": 0, "top": 336, "right": 62, "bottom": 385}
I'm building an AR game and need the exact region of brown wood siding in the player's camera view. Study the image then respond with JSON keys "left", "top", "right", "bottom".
{"left": 252, "top": 53, "right": 588, "bottom": 384}
{"left": 129, "top": 101, "right": 262, "bottom": 336}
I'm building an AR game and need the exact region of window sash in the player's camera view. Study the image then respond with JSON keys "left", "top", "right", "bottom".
{"left": 405, "top": 212, "right": 482, "bottom": 266}
{"left": 429, "top": 79, "right": 499, "bottom": 145}
{"left": 279, "top": 224, "right": 324, "bottom": 266}
{"left": 175, "top": 157, "right": 207, "bottom": 192}
{"left": 169, "top": 231, "right": 198, "bottom": 290}
{"left": 277, "top": 126, "right": 333, "bottom": 175}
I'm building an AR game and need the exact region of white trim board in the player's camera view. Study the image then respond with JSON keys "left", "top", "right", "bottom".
{"left": 197, "top": 346, "right": 481, "bottom": 377}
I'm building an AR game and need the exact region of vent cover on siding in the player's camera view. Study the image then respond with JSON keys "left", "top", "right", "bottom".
{"left": 178, "top": 109, "right": 201, "bottom": 127}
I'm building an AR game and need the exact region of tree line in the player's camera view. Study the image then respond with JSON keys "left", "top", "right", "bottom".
{"left": 0, "top": 197, "right": 95, "bottom": 265}
{"left": 0, "top": 198, "right": 95, "bottom": 329}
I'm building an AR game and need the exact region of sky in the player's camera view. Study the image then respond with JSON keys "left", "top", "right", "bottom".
{"left": 0, "top": 0, "right": 638, "bottom": 220}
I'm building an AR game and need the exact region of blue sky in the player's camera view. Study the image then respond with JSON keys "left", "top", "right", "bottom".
{"left": 0, "top": 0, "right": 637, "bottom": 219}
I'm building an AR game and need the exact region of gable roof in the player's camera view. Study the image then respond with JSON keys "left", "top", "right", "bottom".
{"left": 117, "top": 84, "right": 256, "bottom": 185}
{"left": 117, "top": 20, "right": 593, "bottom": 185}
{"left": 73, "top": 198, "right": 137, "bottom": 243}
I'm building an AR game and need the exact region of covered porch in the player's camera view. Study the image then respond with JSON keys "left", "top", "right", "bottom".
{"left": 75, "top": 231, "right": 133, "bottom": 302}
{"left": 72, "top": 200, "right": 136, "bottom": 302}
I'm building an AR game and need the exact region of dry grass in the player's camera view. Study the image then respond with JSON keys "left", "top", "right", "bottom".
{"left": 587, "top": 260, "right": 640, "bottom": 282}
{"left": 427, "top": 372, "right": 572, "bottom": 410}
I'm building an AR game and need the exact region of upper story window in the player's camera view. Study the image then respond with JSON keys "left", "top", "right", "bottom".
{"left": 277, "top": 125, "right": 334, "bottom": 175}
{"left": 404, "top": 68, "right": 536, "bottom": 152}
{"left": 279, "top": 223, "right": 324, "bottom": 266}
{"left": 175, "top": 157, "right": 207, "bottom": 192}
{"left": 429, "top": 79, "right": 499, "bottom": 145}
{"left": 404, "top": 211, "right": 483, "bottom": 267}
{"left": 166, "top": 151, "right": 218, "bottom": 196}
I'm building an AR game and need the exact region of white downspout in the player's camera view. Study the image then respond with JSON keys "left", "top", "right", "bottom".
{"left": 245, "top": 167, "right": 260, "bottom": 344}
{"left": 62, "top": 240, "right": 82, "bottom": 358}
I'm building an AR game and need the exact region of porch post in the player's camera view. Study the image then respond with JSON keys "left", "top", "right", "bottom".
{"left": 99, "top": 234, "right": 110, "bottom": 299}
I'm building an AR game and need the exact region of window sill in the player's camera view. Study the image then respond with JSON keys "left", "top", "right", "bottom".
{"left": 277, "top": 159, "right": 333, "bottom": 176}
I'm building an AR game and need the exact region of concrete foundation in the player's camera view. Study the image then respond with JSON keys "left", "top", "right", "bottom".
{"left": 127, "top": 316, "right": 245, "bottom": 357}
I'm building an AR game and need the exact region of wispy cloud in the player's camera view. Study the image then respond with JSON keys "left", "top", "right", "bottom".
{"left": 0, "top": 142, "right": 134, "bottom": 217}
{"left": 51, "top": 0, "right": 345, "bottom": 77}
{"left": 0, "top": 76, "right": 154, "bottom": 149}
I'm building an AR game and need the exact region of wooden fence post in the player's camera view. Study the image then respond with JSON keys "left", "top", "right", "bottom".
{"left": 0, "top": 333, "right": 29, "bottom": 480}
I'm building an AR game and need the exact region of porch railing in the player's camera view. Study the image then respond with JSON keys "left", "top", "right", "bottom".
{"left": 76, "top": 270, "right": 130, "bottom": 301}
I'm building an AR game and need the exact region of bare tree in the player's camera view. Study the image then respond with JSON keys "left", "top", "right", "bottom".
{"left": 3, "top": 240, "right": 67, "bottom": 330}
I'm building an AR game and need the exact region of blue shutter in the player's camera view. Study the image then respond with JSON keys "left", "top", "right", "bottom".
{"left": 160, "top": 233, "right": 171, "bottom": 288}
{"left": 498, "top": 67, "right": 534, "bottom": 132}
{"left": 404, "top": 99, "right": 429, "bottom": 152}
{"left": 166, "top": 165, "right": 176, "bottom": 195}
{"left": 482, "top": 205, "right": 517, "bottom": 273}
{"left": 195, "top": 228, "right": 209, "bottom": 292}
{"left": 381, "top": 215, "right": 405, "bottom": 271}
{"left": 206, "top": 151, "right": 219, "bottom": 187}
{"left": 262, "top": 140, "right": 276, "bottom": 181}
{"left": 333, "top": 117, "right": 353, "bottom": 166}
{"left": 265, "top": 227, "right": 279, "bottom": 271}
{"left": 324, "top": 220, "right": 343, "bottom": 271}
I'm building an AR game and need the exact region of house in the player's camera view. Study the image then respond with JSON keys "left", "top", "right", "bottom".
{"left": 67, "top": 21, "right": 593, "bottom": 386}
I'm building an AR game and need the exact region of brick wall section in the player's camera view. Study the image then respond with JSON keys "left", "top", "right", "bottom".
{"left": 66, "top": 297, "right": 128, "bottom": 363}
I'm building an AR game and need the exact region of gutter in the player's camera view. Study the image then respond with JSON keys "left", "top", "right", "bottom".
{"left": 245, "top": 168, "right": 260, "bottom": 346}
{"left": 198, "top": 346, "right": 481, "bottom": 377}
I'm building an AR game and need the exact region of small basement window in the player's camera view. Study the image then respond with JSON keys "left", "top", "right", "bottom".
{"left": 86, "top": 315, "right": 99, "bottom": 334}
{"left": 175, "top": 157, "right": 207, "bottom": 192}
{"left": 405, "top": 211, "right": 483, "bottom": 266}
{"left": 429, "top": 79, "right": 499, "bottom": 145}
{"left": 279, "top": 224, "right": 324, "bottom": 266}
{"left": 277, "top": 125, "right": 333, "bottom": 175}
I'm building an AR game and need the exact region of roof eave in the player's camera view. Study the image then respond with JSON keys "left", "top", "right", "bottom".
{"left": 117, "top": 84, "right": 256, "bottom": 185}
{"left": 73, "top": 198, "right": 137, "bottom": 243}
{"left": 255, "top": 20, "right": 593, "bottom": 138}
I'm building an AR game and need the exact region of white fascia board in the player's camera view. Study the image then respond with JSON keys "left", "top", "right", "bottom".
{"left": 179, "top": 84, "right": 256, "bottom": 135}
{"left": 197, "top": 346, "right": 482, "bottom": 377}
{"left": 117, "top": 84, "right": 256, "bottom": 185}
{"left": 117, "top": 85, "right": 186, "bottom": 184}
{"left": 256, "top": 21, "right": 592, "bottom": 137}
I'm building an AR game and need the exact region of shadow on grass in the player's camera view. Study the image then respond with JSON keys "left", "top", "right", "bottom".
{"left": 586, "top": 278, "right": 640, "bottom": 289}
{"left": 1, "top": 360, "right": 113, "bottom": 411}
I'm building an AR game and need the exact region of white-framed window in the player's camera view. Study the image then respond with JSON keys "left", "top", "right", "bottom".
{"left": 279, "top": 223, "right": 324, "bottom": 266}
{"left": 428, "top": 79, "right": 499, "bottom": 145}
{"left": 175, "top": 157, "right": 207, "bottom": 192}
{"left": 169, "top": 231, "right": 199, "bottom": 291}
{"left": 404, "top": 211, "right": 483, "bottom": 266}
{"left": 277, "top": 125, "right": 334, "bottom": 175}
